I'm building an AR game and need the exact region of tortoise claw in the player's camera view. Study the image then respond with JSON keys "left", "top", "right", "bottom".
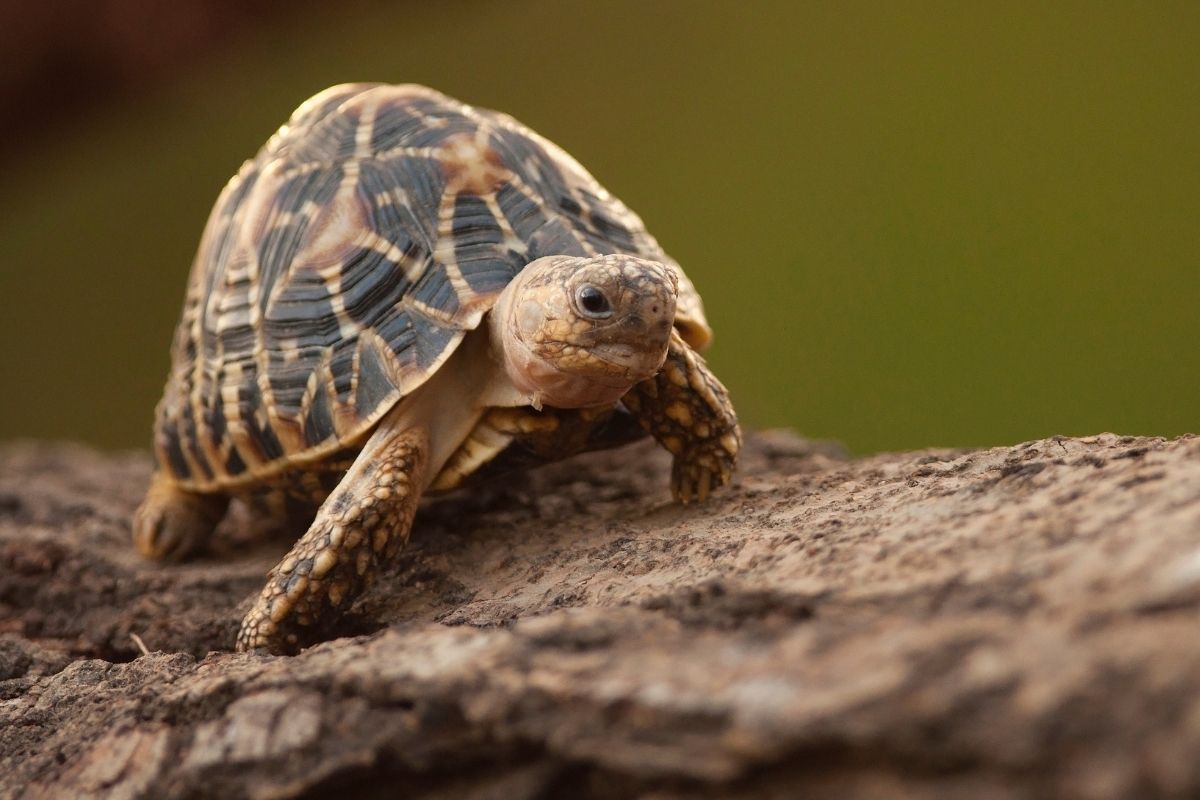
{"left": 670, "top": 433, "right": 739, "bottom": 505}
{"left": 133, "top": 474, "right": 228, "bottom": 562}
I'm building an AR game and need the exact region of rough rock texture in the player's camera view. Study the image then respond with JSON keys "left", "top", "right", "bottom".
{"left": 2, "top": 431, "right": 1199, "bottom": 799}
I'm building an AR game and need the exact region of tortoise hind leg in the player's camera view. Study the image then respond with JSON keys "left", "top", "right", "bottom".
{"left": 621, "top": 330, "right": 742, "bottom": 503}
{"left": 236, "top": 426, "right": 429, "bottom": 654}
{"left": 133, "top": 473, "right": 229, "bottom": 561}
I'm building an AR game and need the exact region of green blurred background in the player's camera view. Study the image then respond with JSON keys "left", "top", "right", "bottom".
{"left": 0, "top": 1, "right": 1196, "bottom": 455}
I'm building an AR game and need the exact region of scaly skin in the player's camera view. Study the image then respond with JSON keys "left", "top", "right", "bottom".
{"left": 133, "top": 474, "right": 229, "bottom": 561}
{"left": 622, "top": 331, "right": 742, "bottom": 503}
{"left": 137, "top": 255, "right": 736, "bottom": 655}
{"left": 236, "top": 427, "right": 428, "bottom": 654}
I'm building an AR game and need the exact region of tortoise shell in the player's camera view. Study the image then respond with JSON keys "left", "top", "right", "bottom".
{"left": 154, "top": 83, "right": 710, "bottom": 491}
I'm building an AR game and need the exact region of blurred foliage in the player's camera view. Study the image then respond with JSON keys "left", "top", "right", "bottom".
{"left": 0, "top": 1, "right": 1196, "bottom": 454}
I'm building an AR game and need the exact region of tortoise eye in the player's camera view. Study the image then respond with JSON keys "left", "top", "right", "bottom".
{"left": 576, "top": 285, "right": 613, "bottom": 318}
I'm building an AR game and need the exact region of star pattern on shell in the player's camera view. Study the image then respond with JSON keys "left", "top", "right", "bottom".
{"left": 153, "top": 83, "right": 710, "bottom": 491}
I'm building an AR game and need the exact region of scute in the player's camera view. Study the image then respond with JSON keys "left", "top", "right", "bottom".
{"left": 154, "top": 83, "right": 709, "bottom": 490}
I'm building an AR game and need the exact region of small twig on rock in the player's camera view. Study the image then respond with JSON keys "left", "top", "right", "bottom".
{"left": 129, "top": 633, "right": 151, "bottom": 657}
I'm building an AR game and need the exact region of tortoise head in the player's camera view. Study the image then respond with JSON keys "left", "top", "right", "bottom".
{"left": 491, "top": 254, "right": 678, "bottom": 409}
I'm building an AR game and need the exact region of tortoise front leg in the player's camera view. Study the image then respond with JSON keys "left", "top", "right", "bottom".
{"left": 621, "top": 330, "right": 742, "bottom": 503}
{"left": 236, "top": 425, "right": 429, "bottom": 654}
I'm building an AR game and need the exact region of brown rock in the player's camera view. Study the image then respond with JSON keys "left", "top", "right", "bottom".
{"left": 1, "top": 432, "right": 1199, "bottom": 799}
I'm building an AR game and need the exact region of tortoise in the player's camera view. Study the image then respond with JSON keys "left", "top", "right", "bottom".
{"left": 132, "top": 83, "right": 740, "bottom": 654}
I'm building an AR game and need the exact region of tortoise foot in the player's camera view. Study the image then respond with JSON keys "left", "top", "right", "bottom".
{"left": 132, "top": 474, "right": 228, "bottom": 561}
{"left": 623, "top": 331, "right": 741, "bottom": 504}
{"left": 671, "top": 429, "right": 741, "bottom": 504}
{"left": 236, "top": 426, "right": 428, "bottom": 655}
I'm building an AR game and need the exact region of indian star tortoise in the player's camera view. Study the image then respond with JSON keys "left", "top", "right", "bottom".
{"left": 132, "top": 83, "right": 741, "bottom": 654}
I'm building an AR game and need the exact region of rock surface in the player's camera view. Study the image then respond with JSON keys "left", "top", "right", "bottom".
{"left": 2, "top": 431, "right": 1199, "bottom": 799}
